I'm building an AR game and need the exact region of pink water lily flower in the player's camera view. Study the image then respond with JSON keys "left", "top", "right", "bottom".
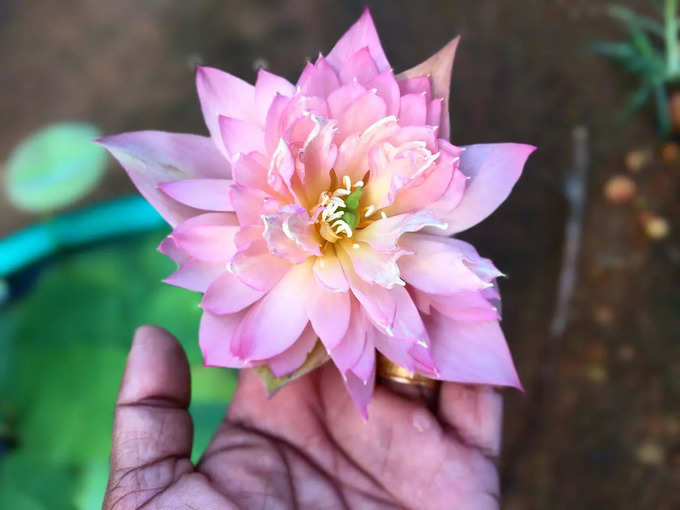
{"left": 100, "top": 9, "right": 534, "bottom": 417}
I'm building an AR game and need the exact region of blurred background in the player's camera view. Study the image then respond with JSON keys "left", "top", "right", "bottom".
{"left": 0, "top": 1, "right": 678, "bottom": 508}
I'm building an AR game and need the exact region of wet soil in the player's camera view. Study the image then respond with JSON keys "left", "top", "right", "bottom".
{"left": 1, "top": 1, "right": 679, "bottom": 508}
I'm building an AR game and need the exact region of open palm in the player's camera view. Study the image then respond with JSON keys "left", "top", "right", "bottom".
{"left": 104, "top": 326, "right": 503, "bottom": 509}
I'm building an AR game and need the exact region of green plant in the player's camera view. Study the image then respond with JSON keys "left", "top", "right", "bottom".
{"left": 592, "top": 1, "right": 680, "bottom": 135}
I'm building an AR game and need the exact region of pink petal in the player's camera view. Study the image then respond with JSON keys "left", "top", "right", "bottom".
{"left": 231, "top": 152, "right": 270, "bottom": 193}
{"left": 398, "top": 234, "right": 491, "bottom": 295}
{"left": 329, "top": 299, "right": 368, "bottom": 374}
{"left": 200, "top": 310, "right": 251, "bottom": 368}
{"left": 326, "top": 8, "right": 390, "bottom": 73}
{"left": 373, "top": 331, "right": 437, "bottom": 377}
{"left": 231, "top": 261, "right": 313, "bottom": 360}
{"left": 430, "top": 291, "right": 500, "bottom": 322}
{"left": 313, "top": 247, "right": 350, "bottom": 292}
{"left": 396, "top": 37, "right": 459, "bottom": 139}
{"left": 300, "top": 117, "right": 338, "bottom": 204}
{"left": 398, "top": 93, "right": 428, "bottom": 126}
{"left": 165, "top": 260, "right": 227, "bottom": 293}
{"left": 297, "top": 56, "right": 341, "bottom": 98}
{"left": 254, "top": 68, "right": 296, "bottom": 125}
{"left": 427, "top": 98, "right": 443, "bottom": 128}
{"left": 267, "top": 324, "right": 318, "bottom": 378}
{"left": 202, "top": 270, "right": 266, "bottom": 314}
{"left": 159, "top": 178, "right": 233, "bottom": 211}
{"left": 327, "top": 82, "right": 368, "bottom": 119}
{"left": 337, "top": 247, "right": 396, "bottom": 332}
{"left": 171, "top": 213, "right": 239, "bottom": 261}
{"left": 441, "top": 143, "right": 536, "bottom": 234}
{"left": 229, "top": 239, "right": 291, "bottom": 291}
{"left": 159, "top": 236, "right": 226, "bottom": 292}
{"left": 367, "top": 69, "right": 401, "bottom": 116}
{"left": 335, "top": 92, "right": 387, "bottom": 142}
{"left": 218, "top": 116, "right": 266, "bottom": 158}
{"left": 229, "top": 185, "right": 270, "bottom": 226}
{"left": 97, "top": 131, "right": 229, "bottom": 227}
{"left": 389, "top": 285, "right": 428, "bottom": 341}
{"left": 307, "top": 285, "right": 350, "bottom": 351}
{"left": 262, "top": 206, "right": 320, "bottom": 264}
{"left": 196, "top": 66, "right": 256, "bottom": 156}
{"left": 344, "top": 365, "right": 375, "bottom": 419}
{"left": 353, "top": 211, "right": 446, "bottom": 252}
{"left": 339, "top": 47, "right": 379, "bottom": 85}
{"left": 426, "top": 311, "right": 522, "bottom": 389}
{"left": 398, "top": 76, "right": 432, "bottom": 98}
{"left": 339, "top": 241, "right": 404, "bottom": 289}
{"left": 350, "top": 334, "right": 376, "bottom": 384}
{"left": 439, "top": 237, "right": 504, "bottom": 281}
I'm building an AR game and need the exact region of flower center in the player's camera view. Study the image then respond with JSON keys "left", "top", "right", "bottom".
{"left": 316, "top": 175, "right": 378, "bottom": 242}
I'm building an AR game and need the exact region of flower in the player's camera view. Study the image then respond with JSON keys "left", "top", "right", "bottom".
{"left": 99, "top": 9, "right": 535, "bottom": 417}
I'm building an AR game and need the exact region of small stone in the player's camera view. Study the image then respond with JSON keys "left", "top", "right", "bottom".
{"left": 585, "top": 364, "right": 608, "bottom": 383}
{"left": 617, "top": 345, "right": 635, "bottom": 362}
{"left": 643, "top": 215, "right": 670, "bottom": 240}
{"left": 603, "top": 175, "right": 636, "bottom": 204}
{"left": 625, "top": 150, "right": 649, "bottom": 173}
{"left": 661, "top": 142, "right": 680, "bottom": 165}
{"left": 636, "top": 442, "right": 665, "bottom": 466}
{"left": 593, "top": 306, "right": 614, "bottom": 327}
{"left": 585, "top": 342, "right": 607, "bottom": 362}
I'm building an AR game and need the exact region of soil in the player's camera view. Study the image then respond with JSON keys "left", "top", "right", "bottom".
{"left": 1, "top": 1, "right": 679, "bottom": 508}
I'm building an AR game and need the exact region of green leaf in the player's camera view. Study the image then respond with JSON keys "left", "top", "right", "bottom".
{"left": 5, "top": 122, "right": 106, "bottom": 213}
{"left": 255, "top": 340, "right": 329, "bottom": 395}
{"left": 608, "top": 5, "right": 665, "bottom": 37}
{"left": 618, "top": 85, "right": 653, "bottom": 119}
{"left": 590, "top": 41, "right": 638, "bottom": 60}
{"left": 73, "top": 460, "right": 109, "bottom": 510}
{"left": 0, "top": 451, "right": 77, "bottom": 510}
{"left": 653, "top": 82, "right": 672, "bottom": 135}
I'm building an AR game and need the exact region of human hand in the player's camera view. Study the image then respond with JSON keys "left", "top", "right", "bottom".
{"left": 103, "top": 325, "right": 502, "bottom": 509}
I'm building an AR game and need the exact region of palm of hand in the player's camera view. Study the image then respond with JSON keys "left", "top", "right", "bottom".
{"left": 104, "top": 326, "right": 502, "bottom": 510}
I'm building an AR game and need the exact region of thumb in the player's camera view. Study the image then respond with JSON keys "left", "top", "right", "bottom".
{"left": 104, "top": 325, "right": 194, "bottom": 509}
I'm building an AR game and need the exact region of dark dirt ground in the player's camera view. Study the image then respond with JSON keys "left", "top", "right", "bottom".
{"left": 1, "top": 1, "right": 679, "bottom": 508}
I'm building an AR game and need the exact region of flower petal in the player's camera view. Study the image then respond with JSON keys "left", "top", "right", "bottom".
{"left": 353, "top": 211, "right": 446, "bottom": 252}
{"left": 254, "top": 68, "right": 296, "bottom": 125}
{"left": 97, "top": 131, "right": 229, "bottom": 226}
{"left": 398, "top": 93, "right": 428, "bottom": 126}
{"left": 219, "top": 116, "right": 266, "bottom": 158}
{"left": 329, "top": 299, "right": 368, "bottom": 374}
{"left": 159, "top": 178, "right": 233, "bottom": 211}
{"left": 398, "top": 234, "right": 491, "bottom": 294}
{"left": 313, "top": 246, "right": 350, "bottom": 292}
{"left": 297, "top": 56, "right": 341, "bottom": 98}
{"left": 200, "top": 310, "right": 251, "bottom": 368}
{"left": 326, "top": 8, "right": 390, "bottom": 73}
{"left": 307, "top": 285, "right": 350, "bottom": 351}
{"left": 396, "top": 37, "right": 459, "bottom": 138}
{"left": 344, "top": 364, "right": 375, "bottom": 420}
{"left": 426, "top": 311, "right": 522, "bottom": 388}
{"left": 196, "top": 66, "right": 256, "bottom": 156}
{"left": 441, "top": 143, "right": 536, "bottom": 234}
{"left": 340, "top": 240, "right": 405, "bottom": 289}
{"left": 229, "top": 239, "right": 291, "bottom": 291}
{"left": 231, "top": 260, "right": 313, "bottom": 360}
{"left": 159, "top": 236, "right": 226, "bottom": 292}
{"left": 267, "top": 324, "right": 318, "bottom": 378}
{"left": 202, "top": 270, "right": 266, "bottom": 314}
{"left": 339, "top": 47, "right": 379, "bottom": 85}
{"left": 171, "top": 213, "right": 240, "bottom": 261}
{"left": 367, "top": 70, "right": 400, "bottom": 116}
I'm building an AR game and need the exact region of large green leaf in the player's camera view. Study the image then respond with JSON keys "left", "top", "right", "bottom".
{"left": 5, "top": 123, "right": 106, "bottom": 213}
{"left": 0, "top": 230, "right": 238, "bottom": 508}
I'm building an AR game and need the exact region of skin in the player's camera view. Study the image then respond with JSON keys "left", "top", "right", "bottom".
{"left": 104, "top": 325, "right": 503, "bottom": 510}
